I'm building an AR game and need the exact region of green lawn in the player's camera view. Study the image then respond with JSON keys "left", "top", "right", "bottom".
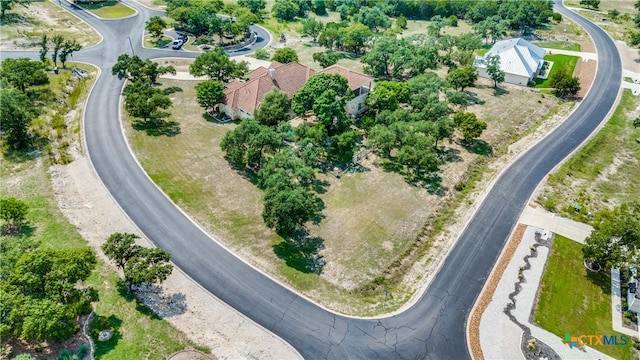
{"left": 533, "top": 41, "right": 582, "bottom": 52}
{"left": 76, "top": 0, "right": 135, "bottom": 19}
{"left": 535, "top": 54, "right": 579, "bottom": 88}
{"left": 534, "top": 235, "right": 632, "bottom": 359}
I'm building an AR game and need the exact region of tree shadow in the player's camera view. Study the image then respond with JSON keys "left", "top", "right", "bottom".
{"left": 1, "top": 223, "right": 36, "bottom": 238}
{"left": 493, "top": 87, "right": 509, "bottom": 96}
{"left": 586, "top": 269, "right": 612, "bottom": 296}
{"left": 115, "top": 281, "right": 165, "bottom": 320}
{"left": 462, "top": 139, "right": 493, "bottom": 156}
{"left": 132, "top": 119, "right": 180, "bottom": 137}
{"left": 273, "top": 231, "right": 325, "bottom": 274}
{"left": 90, "top": 314, "right": 122, "bottom": 358}
{"left": 132, "top": 284, "right": 187, "bottom": 318}
{"left": 163, "top": 86, "right": 183, "bottom": 95}
{"left": 407, "top": 173, "right": 447, "bottom": 196}
{"left": 312, "top": 178, "right": 331, "bottom": 194}
{"left": 464, "top": 91, "right": 485, "bottom": 105}
{"left": 1, "top": 149, "right": 39, "bottom": 163}
{"left": 439, "top": 147, "right": 462, "bottom": 162}
{"left": 0, "top": 13, "right": 27, "bottom": 25}
{"left": 202, "top": 112, "right": 235, "bottom": 124}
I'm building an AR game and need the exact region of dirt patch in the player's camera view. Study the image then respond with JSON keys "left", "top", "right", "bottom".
{"left": 616, "top": 40, "right": 640, "bottom": 74}
{"left": 573, "top": 58, "right": 597, "bottom": 98}
{"left": 468, "top": 223, "right": 527, "bottom": 360}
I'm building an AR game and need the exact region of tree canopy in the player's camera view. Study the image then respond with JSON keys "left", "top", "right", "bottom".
{"left": 146, "top": 16, "right": 168, "bottom": 42}
{"left": 1, "top": 248, "right": 97, "bottom": 341}
{"left": 583, "top": 202, "right": 640, "bottom": 270}
{"left": 122, "top": 82, "right": 172, "bottom": 122}
{"left": 0, "top": 58, "right": 48, "bottom": 93}
{"left": 189, "top": 47, "right": 248, "bottom": 83}
{"left": 446, "top": 65, "right": 478, "bottom": 91}
{"left": 220, "top": 118, "right": 282, "bottom": 169}
{"left": 550, "top": 67, "right": 580, "bottom": 98}
{"left": 254, "top": 89, "right": 292, "bottom": 127}
{"left": 195, "top": 79, "right": 225, "bottom": 114}
{"left": 0, "top": 86, "right": 39, "bottom": 150}
{"left": 0, "top": 197, "right": 29, "bottom": 234}
{"left": 112, "top": 54, "right": 176, "bottom": 84}
{"left": 272, "top": 47, "right": 299, "bottom": 63}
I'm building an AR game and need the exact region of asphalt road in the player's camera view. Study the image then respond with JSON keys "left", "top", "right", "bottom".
{"left": 2, "top": 0, "right": 621, "bottom": 358}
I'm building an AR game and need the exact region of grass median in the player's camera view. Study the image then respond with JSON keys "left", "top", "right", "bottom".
{"left": 76, "top": 0, "right": 135, "bottom": 19}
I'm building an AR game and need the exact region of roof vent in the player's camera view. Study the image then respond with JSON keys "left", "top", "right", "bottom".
{"left": 269, "top": 67, "right": 275, "bottom": 80}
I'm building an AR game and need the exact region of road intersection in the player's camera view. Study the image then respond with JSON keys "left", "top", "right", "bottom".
{"left": 2, "top": 0, "right": 622, "bottom": 358}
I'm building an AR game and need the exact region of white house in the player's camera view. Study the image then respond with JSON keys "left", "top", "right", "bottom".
{"left": 475, "top": 38, "right": 547, "bottom": 86}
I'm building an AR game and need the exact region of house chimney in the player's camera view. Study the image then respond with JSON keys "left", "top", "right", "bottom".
{"left": 269, "top": 67, "right": 276, "bottom": 80}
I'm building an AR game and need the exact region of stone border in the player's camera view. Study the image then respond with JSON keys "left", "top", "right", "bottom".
{"left": 468, "top": 223, "right": 526, "bottom": 360}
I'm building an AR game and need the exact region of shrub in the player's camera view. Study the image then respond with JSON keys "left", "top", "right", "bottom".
{"left": 254, "top": 48, "right": 269, "bottom": 60}
{"left": 552, "top": 12, "right": 562, "bottom": 22}
{"left": 448, "top": 15, "right": 458, "bottom": 27}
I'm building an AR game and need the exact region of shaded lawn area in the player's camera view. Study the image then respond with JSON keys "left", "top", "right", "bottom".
{"left": 144, "top": 35, "right": 172, "bottom": 49}
{"left": 533, "top": 41, "right": 582, "bottom": 51}
{"left": 76, "top": 0, "right": 135, "bottom": 18}
{"left": 535, "top": 54, "right": 579, "bottom": 88}
{"left": 534, "top": 235, "right": 632, "bottom": 360}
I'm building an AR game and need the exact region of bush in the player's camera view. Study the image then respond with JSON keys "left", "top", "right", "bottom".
{"left": 448, "top": 15, "right": 458, "bottom": 27}
{"left": 254, "top": 48, "right": 269, "bottom": 60}
{"left": 552, "top": 12, "right": 562, "bottom": 22}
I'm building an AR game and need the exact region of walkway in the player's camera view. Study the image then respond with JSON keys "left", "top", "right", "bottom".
{"left": 519, "top": 205, "right": 593, "bottom": 244}
{"left": 611, "top": 268, "right": 640, "bottom": 337}
{"left": 543, "top": 48, "right": 597, "bottom": 61}
{"left": 479, "top": 208, "right": 613, "bottom": 360}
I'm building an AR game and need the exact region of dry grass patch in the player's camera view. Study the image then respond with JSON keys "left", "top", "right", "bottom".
{"left": 537, "top": 90, "right": 640, "bottom": 219}
{"left": 121, "top": 73, "right": 568, "bottom": 315}
{"left": 0, "top": 0, "right": 101, "bottom": 50}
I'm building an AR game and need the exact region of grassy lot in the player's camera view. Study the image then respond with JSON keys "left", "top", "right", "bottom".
{"left": 534, "top": 235, "right": 632, "bottom": 359}
{"left": 76, "top": 0, "right": 135, "bottom": 19}
{"left": 538, "top": 90, "right": 640, "bottom": 220}
{"left": 535, "top": 54, "right": 579, "bottom": 88}
{"left": 533, "top": 40, "right": 582, "bottom": 51}
{"left": 122, "top": 70, "right": 565, "bottom": 313}
{"left": 122, "top": 78, "right": 425, "bottom": 314}
{"left": 0, "top": 0, "right": 101, "bottom": 50}
{"left": 0, "top": 65, "right": 199, "bottom": 358}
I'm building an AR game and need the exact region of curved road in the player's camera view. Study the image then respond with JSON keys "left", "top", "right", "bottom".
{"left": 3, "top": 0, "right": 621, "bottom": 358}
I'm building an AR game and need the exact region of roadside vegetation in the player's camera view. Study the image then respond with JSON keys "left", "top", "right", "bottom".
{"left": 534, "top": 235, "right": 632, "bottom": 360}
{"left": 0, "top": 59, "right": 199, "bottom": 358}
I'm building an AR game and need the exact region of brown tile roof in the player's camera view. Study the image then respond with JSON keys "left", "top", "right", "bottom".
{"left": 222, "top": 62, "right": 373, "bottom": 115}
{"left": 318, "top": 65, "right": 373, "bottom": 90}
